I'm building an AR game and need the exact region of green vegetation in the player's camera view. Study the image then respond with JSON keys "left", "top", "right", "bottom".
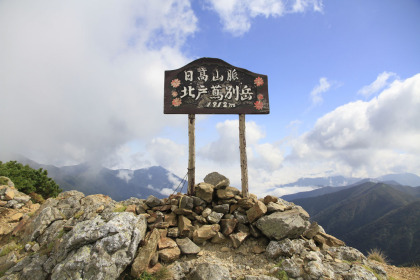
{"left": 0, "top": 176, "right": 9, "bottom": 185}
{"left": 367, "top": 248, "right": 388, "bottom": 264}
{"left": 113, "top": 205, "right": 127, "bottom": 212}
{"left": 136, "top": 267, "right": 172, "bottom": 280}
{"left": 272, "top": 270, "right": 289, "bottom": 280}
{"left": 0, "top": 242, "right": 23, "bottom": 257}
{"left": 362, "top": 265, "right": 385, "bottom": 280}
{"left": 0, "top": 161, "right": 61, "bottom": 198}
{"left": 74, "top": 210, "right": 84, "bottom": 219}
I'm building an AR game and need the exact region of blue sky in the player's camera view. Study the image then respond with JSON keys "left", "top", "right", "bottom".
{"left": 1, "top": 0, "right": 419, "bottom": 196}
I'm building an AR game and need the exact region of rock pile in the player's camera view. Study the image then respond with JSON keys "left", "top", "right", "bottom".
{"left": 0, "top": 172, "right": 388, "bottom": 280}
{"left": 0, "top": 177, "right": 39, "bottom": 236}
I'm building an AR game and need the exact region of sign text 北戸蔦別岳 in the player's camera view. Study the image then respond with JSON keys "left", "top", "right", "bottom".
{"left": 164, "top": 58, "right": 269, "bottom": 114}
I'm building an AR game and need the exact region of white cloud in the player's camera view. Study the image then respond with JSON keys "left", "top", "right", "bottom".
{"left": 0, "top": 0, "right": 196, "bottom": 167}
{"left": 205, "top": 0, "right": 323, "bottom": 35}
{"left": 288, "top": 73, "right": 420, "bottom": 178}
{"left": 357, "top": 72, "right": 398, "bottom": 97}
{"left": 310, "top": 77, "right": 331, "bottom": 105}
{"left": 116, "top": 169, "right": 134, "bottom": 183}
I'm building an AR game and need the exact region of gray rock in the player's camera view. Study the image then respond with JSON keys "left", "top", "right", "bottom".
{"left": 280, "top": 256, "right": 304, "bottom": 278}
{"left": 145, "top": 195, "right": 162, "bottom": 208}
{"left": 216, "top": 187, "right": 240, "bottom": 200}
{"left": 203, "top": 172, "right": 230, "bottom": 189}
{"left": 266, "top": 202, "right": 285, "bottom": 213}
{"left": 30, "top": 206, "right": 65, "bottom": 241}
{"left": 266, "top": 239, "right": 305, "bottom": 259}
{"left": 179, "top": 196, "right": 194, "bottom": 210}
{"left": 192, "top": 196, "right": 206, "bottom": 207}
{"left": 328, "top": 246, "right": 366, "bottom": 262}
{"left": 213, "top": 204, "right": 229, "bottom": 214}
{"left": 195, "top": 183, "right": 214, "bottom": 203}
{"left": 234, "top": 210, "right": 249, "bottom": 224}
{"left": 176, "top": 237, "right": 201, "bottom": 254}
{"left": 255, "top": 209, "right": 309, "bottom": 240}
{"left": 188, "top": 263, "right": 231, "bottom": 280}
{"left": 207, "top": 211, "right": 224, "bottom": 224}
{"left": 342, "top": 265, "right": 377, "bottom": 280}
{"left": 50, "top": 212, "right": 147, "bottom": 280}
{"left": 5, "top": 254, "right": 48, "bottom": 280}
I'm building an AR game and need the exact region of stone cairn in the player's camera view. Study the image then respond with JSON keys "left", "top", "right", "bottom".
{"left": 0, "top": 173, "right": 388, "bottom": 280}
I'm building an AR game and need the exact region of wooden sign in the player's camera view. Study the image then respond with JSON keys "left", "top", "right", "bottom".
{"left": 164, "top": 57, "right": 269, "bottom": 114}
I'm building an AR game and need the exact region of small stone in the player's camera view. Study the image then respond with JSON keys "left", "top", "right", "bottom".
{"left": 238, "top": 198, "right": 255, "bottom": 209}
{"left": 176, "top": 237, "right": 201, "bottom": 254}
{"left": 168, "top": 227, "right": 179, "bottom": 238}
{"left": 263, "top": 195, "right": 278, "bottom": 205}
{"left": 234, "top": 210, "right": 249, "bottom": 224}
{"left": 247, "top": 201, "right": 267, "bottom": 223}
{"left": 202, "top": 208, "right": 212, "bottom": 218}
{"left": 179, "top": 196, "right": 194, "bottom": 210}
{"left": 192, "top": 196, "right": 206, "bottom": 207}
{"left": 207, "top": 211, "right": 224, "bottom": 224}
{"left": 178, "top": 215, "right": 193, "bottom": 237}
{"left": 159, "top": 246, "right": 180, "bottom": 263}
{"left": 193, "top": 224, "right": 220, "bottom": 244}
{"left": 25, "top": 243, "right": 31, "bottom": 252}
{"left": 9, "top": 212, "right": 23, "bottom": 222}
{"left": 304, "top": 222, "right": 321, "bottom": 239}
{"left": 221, "top": 247, "right": 230, "bottom": 252}
{"left": 158, "top": 237, "right": 177, "bottom": 249}
{"left": 266, "top": 202, "right": 286, "bottom": 213}
{"left": 4, "top": 188, "right": 15, "bottom": 201}
{"left": 31, "top": 243, "right": 40, "bottom": 252}
{"left": 220, "top": 218, "right": 238, "bottom": 236}
{"left": 237, "top": 223, "right": 250, "bottom": 234}
{"left": 213, "top": 204, "right": 230, "bottom": 214}
{"left": 195, "top": 183, "right": 214, "bottom": 203}
{"left": 125, "top": 204, "right": 136, "bottom": 213}
{"left": 252, "top": 245, "right": 265, "bottom": 254}
{"left": 216, "top": 187, "right": 240, "bottom": 200}
{"left": 211, "top": 232, "right": 228, "bottom": 244}
{"left": 173, "top": 208, "right": 193, "bottom": 216}
{"left": 189, "top": 263, "right": 231, "bottom": 280}
{"left": 165, "top": 212, "right": 178, "bottom": 227}
{"left": 230, "top": 232, "right": 249, "bottom": 248}
{"left": 152, "top": 204, "right": 172, "bottom": 211}
{"left": 145, "top": 195, "right": 162, "bottom": 208}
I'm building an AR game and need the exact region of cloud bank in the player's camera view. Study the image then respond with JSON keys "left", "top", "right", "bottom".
{"left": 205, "top": 0, "right": 323, "bottom": 35}
{"left": 191, "top": 73, "right": 420, "bottom": 196}
{"left": 0, "top": 0, "right": 196, "bottom": 166}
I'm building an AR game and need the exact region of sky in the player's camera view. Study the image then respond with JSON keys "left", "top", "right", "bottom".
{"left": 1, "top": 0, "right": 420, "bottom": 197}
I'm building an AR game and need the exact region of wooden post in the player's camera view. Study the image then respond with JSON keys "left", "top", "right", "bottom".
{"left": 188, "top": 114, "right": 196, "bottom": 195}
{"left": 239, "top": 114, "right": 249, "bottom": 197}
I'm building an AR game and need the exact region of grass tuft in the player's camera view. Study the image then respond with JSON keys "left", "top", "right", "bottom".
{"left": 367, "top": 248, "right": 388, "bottom": 264}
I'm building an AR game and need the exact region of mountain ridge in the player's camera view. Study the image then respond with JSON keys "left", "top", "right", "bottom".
{"left": 15, "top": 157, "right": 183, "bottom": 201}
{"left": 292, "top": 181, "right": 420, "bottom": 265}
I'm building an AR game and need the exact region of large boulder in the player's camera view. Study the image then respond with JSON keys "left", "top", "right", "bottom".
{"left": 50, "top": 212, "right": 147, "bottom": 280}
{"left": 204, "top": 172, "right": 230, "bottom": 189}
{"left": 255, "top": 208, "right": 310, "bottom": 240}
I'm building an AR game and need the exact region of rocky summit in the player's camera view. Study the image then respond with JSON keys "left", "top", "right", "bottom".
{"left": 0, "top": 173, "right": 389, "bottom": 280}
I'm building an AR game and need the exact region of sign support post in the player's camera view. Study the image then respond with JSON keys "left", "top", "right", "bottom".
{"left": 239, "top": 114, "right": 249, "bottom": 197}
{"left": 188, "top": 114, "right": 195, "bottom": 195}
